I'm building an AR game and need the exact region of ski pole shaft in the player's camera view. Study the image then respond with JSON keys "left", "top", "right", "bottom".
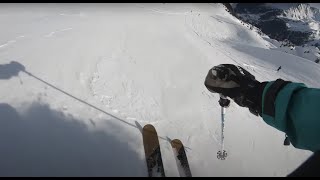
{"left": 221, "top": 105, "right": 225, "bottom": 151}
{"left": 216, "top": 94, "right": 230, "bottom": 160}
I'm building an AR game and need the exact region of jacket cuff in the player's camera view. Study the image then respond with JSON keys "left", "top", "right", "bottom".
{"left": 261, "top": 80, "right": 306, "bottom": 133}
{"left": 262, "top": 79, "right": 291, "bottom": 117}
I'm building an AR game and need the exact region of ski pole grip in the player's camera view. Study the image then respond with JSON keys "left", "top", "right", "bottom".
{"left": 219, "top": 94, "right": 230, "bottom": 108}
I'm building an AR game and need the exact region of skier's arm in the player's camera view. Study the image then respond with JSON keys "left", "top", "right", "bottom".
{"left": 204, "top": 64, "right": 320, "bottom": 152}
{"left": 261, "top": 80, "right": 320, "bottom": 152}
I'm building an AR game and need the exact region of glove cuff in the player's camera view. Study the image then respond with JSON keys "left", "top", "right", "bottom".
{"left": 243, "top": 81, "right": 268, "bottom": 116}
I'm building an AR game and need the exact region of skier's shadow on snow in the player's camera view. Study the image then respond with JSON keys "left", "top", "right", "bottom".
{"left": 0, "top": 102, "right": 146, "bottom": 176}
{"left": 0, "top": 61, "right": 25, "bottom": 79}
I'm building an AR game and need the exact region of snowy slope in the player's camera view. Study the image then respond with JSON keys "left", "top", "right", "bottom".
{"left": 0, "top": 3, "right": 319, "bottom": 177}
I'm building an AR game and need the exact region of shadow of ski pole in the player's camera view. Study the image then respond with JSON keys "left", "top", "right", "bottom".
{"left": 22, "top": 70, "right": 138, "bottom": 130}
{"left": 22, "top": 69, "right": 192, "bottom": 150}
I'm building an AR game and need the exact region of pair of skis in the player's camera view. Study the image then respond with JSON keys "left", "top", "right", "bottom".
{"left": 142, "top": 124, "right": 192, "bottom": 177}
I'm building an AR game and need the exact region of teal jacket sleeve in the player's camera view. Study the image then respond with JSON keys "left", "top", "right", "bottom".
{"left": 261, "top": 80, "right": 320, "bottom": 152}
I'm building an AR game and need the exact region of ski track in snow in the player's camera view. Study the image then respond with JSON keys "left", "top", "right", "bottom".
{"left": 59, "top": 12, "right": 86, "bottom": 17}
{"left": 134, "top": 3, "right": 191, "bottom": 16}
{"left": 89, "top": 54, "right": 163, "bottom": 125}
{"left": 0, "top": 35, "right": 25, "bottom": 49}
{"left": 184, "top": 12, "right": 286, "bottom": 78}
{"left": 184, "top": 12, "right": 244, "bottom": 66}
{"left": 44, "top": 28, "right": 73, "bottom": 37}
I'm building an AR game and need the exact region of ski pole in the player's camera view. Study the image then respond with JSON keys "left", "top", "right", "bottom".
{"left": 217, "top": 94, "right": 230, "bottom": 160}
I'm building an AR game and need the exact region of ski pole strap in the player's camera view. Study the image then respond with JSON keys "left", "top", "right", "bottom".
{"left": 263, "top": 79, "right": 291, "bottom": 117}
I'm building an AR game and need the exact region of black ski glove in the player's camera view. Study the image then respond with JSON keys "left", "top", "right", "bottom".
{"left": 204, "top": 64, "right": 267, "bottom": 116}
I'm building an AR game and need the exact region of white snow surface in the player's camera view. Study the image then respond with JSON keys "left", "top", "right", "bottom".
{"left": 0, "top": 3, "right": 319, "bottom": 177}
